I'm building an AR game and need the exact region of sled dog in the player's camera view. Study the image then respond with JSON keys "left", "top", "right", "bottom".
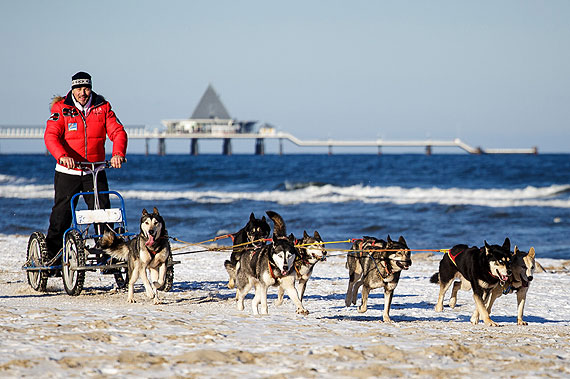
{"left": 345, "top": 235, "right": 412, "bottom": 323}
{"left": 430, "top": 238, "right": 512, "bottom": 326}
{"left": 448, "top": 246, "right": 535, "bottom": 325}
{"left": 224, "top": 212, "right": 271, "bottom": 289}
{"left": 100, "top": 207, "right": 170, "bottom": 304}
{"left": 235, "top": 210, "right": 308, "bottom": 315}
{"left": 275, "top": 230, "right": 327, "bottom": 307}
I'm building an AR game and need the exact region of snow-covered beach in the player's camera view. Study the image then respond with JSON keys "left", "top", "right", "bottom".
{"left": 1, "top": 234, "right": 569, "bottom": 378}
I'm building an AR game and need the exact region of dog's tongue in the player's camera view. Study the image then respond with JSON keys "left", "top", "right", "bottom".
{"left": 145, "top": 234, "right": 155, "bottom": 247}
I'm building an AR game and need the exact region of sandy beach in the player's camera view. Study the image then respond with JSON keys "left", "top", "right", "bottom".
{"left": 1, "top": 235, "right": 569, "bottom": 378}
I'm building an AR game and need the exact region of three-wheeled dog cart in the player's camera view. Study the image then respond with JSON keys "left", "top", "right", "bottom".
{"left": 23, "top": 161, "right": 174, "bottom": 295}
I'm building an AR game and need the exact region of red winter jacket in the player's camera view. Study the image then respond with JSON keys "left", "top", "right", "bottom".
{"left": 44, "top": 91, "right": 127, "bottom": 165}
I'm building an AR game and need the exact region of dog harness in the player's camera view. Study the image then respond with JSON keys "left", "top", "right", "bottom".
{"left": 446, "top": 249, "right": 463, "bottom": 267}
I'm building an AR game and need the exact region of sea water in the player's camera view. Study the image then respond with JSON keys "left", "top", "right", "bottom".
{"left": 1, "top": 154, "right": 568, "bottom": 258}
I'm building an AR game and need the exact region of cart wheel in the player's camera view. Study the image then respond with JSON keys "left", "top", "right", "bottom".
{"left": 62, "top": 230, "right": 86, "bottom": 296}
{"left": 158, "top": 252, "right": 174, "bottom": 292}
{"left": 26, "top": 232, "right": 49, "bottom": 292}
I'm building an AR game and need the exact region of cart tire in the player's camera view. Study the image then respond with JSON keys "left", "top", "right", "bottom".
{"left": 62, "top": 230, "right": 86, "bottom": 296}
{"left": 158, "top": 252, "right": 174, "bottom": 292}
{"left": 26, "top": 232, "right": 49, "bottom": 292}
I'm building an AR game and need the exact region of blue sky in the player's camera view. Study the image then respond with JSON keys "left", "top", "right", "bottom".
{"left": 1, "top": 1, "right": 569, "bottom": 154}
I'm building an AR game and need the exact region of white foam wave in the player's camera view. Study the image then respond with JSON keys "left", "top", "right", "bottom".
{"left": 1, "top": 183, "right": 569, "bottom": 208}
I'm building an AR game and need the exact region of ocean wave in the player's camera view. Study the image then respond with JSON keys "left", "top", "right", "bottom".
{"left": 0, "top": 174, "right": 36, "bottom": 185}
{"left": 2, "top": 183, "right": 570, "bottom": 208}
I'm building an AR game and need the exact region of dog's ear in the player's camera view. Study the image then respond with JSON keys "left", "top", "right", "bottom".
{"left": 398, "top": 235, "right": 407, "bottom": 246}
{"left": 514, "top": 246, "right": 519, "bottom": 254}
{"left": 502, "top": 237, "right": 511, "bottom": 252}
{"left": 250, "top": 212, "right": 255, "bottom": 221}
{"left": 314, "top": 230, "right": 321, "bottom": 240}
{"left": 303, "top": 230, "right": 309, "bottom": 238}
{"left": 153, "top": 207, "right": 159, "bottom": 215}
{"left": 288, "top": 233, "right": 295, "bottom": 243}
{"left": 387, "top": 235, "right": 393, "bottom": 243}
{"left": 484, "top": 240, "right": 490, "bottom": 255}
{"left": 261, "top": 216, "right": 266, "bottom": 222}
{"left": 142, "top": 208, "right": 148, "bottom": 216}
{"left": 528, "top": 247, "right": 535, "bottom": 258}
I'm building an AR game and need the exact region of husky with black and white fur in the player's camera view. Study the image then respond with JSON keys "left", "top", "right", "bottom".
{"left": 430, "top": 238, "right": 512, "bottom": 326}
{"left": 448, "top": 245, "right": 536, "bottom": 325}
{"left": 275, "top": 230, "right": 327, "bottom": 307}
{"left": 235, "top": 210, "right": 308, "bottom": 315}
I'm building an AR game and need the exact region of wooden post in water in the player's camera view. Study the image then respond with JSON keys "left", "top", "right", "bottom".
{"left": 158, "top": 138, "right": 166, "bottom": 156}
{"left": 255, "top": 138, "right": 265, "bottom": 155}
{"left": 191, "top": 138, "right": 199, "bottom": 155}
{"left": 223, "top": 138, "right": 232, "bottom": 155}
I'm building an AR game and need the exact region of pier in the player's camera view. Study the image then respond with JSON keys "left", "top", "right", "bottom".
{"left": 0, "top": 126, "right": 538, "bottom": 155}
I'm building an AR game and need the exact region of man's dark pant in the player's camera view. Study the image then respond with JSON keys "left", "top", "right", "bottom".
{"left": 46, "top": 170, "right": 110, "bottom": 258}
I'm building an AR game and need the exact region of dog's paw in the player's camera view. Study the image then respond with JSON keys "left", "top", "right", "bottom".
{"left": 227, "top": 278, "right": 235, "bottom": 289}
{"left": 517, "top": 319, "right": 528, "bottom": 326}
{"left": 449, "top": 298, "right": 457, "bottom": 308}
{"left": 127, "top": 298, "right": 136, "bottom": 303}
{"left": 274, "top": 299, "right": 283, "bottom": 306}
{"left": 434, "top": 304, "right": 444, "bottom": 312}
{"left": 296, "top": 308, "right": 309, "bottom": 316}
{"left": 357, "top": 305, "right": 367, "bottom": 313}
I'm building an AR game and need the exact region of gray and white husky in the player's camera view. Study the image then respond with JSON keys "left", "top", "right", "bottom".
{"left": 100, "top": 207, "right": 170, "bottom": 304}
{"left": 235, "top": 210, "right": 308, "bottom": 315}
{"left": 345, "top": 235, "right": 412, "bottom": 323}
{"left": 275, "top": 230, "right": 326, "bottom": 307}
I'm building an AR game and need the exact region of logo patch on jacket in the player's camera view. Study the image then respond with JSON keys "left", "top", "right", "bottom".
{"left": 67, "top": 122, "right": 78, "bottom": 131}
{"left": 62, "top": 108, "right": 79, "bottom": 117}
{"left": 48, "top": 112, "right": 59, "bottom": 121}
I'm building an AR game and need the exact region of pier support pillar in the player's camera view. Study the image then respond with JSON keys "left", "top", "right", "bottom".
{"left": 279, "top": 138, "right": 283, "bottom": 155}
{"left": 191, "top": 138, "right": 199, "bottom": 155}
{"left": 158, "top": 138, "right": 166, "bottom": 156}
{"left": 328, "top": 145, "right": 332, "bottom": 155}
{"left": 145, "top": 138, "right": 149, "bottom": 156}
{"left": 377, "top": 146, "right": 382, "bottom": 155}
{"left": 223, "top": 138, "right": 232, "bottom": 155}
{"left": 255, "top": 138, "right": 265, "bottom": 155}
{"left": 425, "top": 145, "right": 432, "bottom": 156}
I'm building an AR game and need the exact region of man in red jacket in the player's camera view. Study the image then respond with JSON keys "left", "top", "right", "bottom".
{"left": 44, "top": 71, "right": 128, "bottom": 259}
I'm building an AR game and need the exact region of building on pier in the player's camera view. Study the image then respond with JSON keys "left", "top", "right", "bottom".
{"left": 161, "top": 84, "right": 257, "bottom": 135}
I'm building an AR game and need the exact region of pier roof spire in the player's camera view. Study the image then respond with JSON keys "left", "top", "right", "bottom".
{"left": 191, "top": 84, "right": 231, "bottom": 119}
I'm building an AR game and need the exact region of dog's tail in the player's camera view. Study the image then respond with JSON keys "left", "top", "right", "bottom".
{"left": 429, "top": 272, "right": 440, "bottom": 284}
{"left": 99, "top": 231, "right": 130, "bottom": 261}
{"left": 266, "top": 210, "right": 286, "bottom": 237}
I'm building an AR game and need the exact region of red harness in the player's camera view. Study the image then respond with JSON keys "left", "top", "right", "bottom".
{"left": 447, "top": 249, "right": 463, "bottom": 266}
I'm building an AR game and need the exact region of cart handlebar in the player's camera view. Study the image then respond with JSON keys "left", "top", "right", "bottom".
{"left": 77, "top": 159, "right": 126, "bottom": 171}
